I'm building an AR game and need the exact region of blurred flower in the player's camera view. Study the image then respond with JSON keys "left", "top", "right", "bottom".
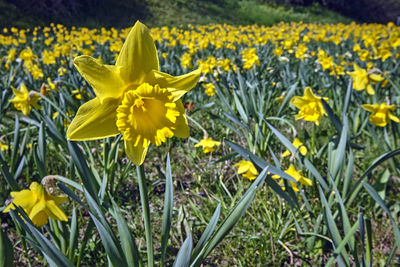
{"left": 272, "top": 164, "right": 312, "bottom": 192}
{"left": 241, "top": 48, "right": 259, "bottom": 69}
{"left": 203, "top": 83, "right": 216, "bottom": 96}
{"left": 234, "top": 160, "right": 259, "bottom": 180}
{"left": 3, "top": 182, "right": 68, "bottom": 226}
{"left": 0, "top": 141, "right": 9, "bottom": 151}
{"left": 282, "top": 138, "right": 307, "bottom": 157}
{"left": 10, "top": 83, "right": 41, "bottom": 116}
{"left": 290, "top": 87, "right": 328, "bottom": 126}
{"left": 66, "top": 21, "right": 200, "bottom": 165}
{"left": 347, "top": 64, "right": 384, "bottom": 95}
{"left": 362, "top": 103, "right": 399, "bottom": 127}
{"left": 194, "top": 137, "right": 221, "bottom": 153}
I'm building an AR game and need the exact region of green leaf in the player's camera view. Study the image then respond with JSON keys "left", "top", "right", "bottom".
{"left": 173, "top": 233, "right": 193, "bottom": 267}
{"left": 325, "top": 219, "right": 360, "bottom": 267}
{"left": 161, "top": 154, "right": 173, "bottom": 266}
{"left": 191, "top": 204, "right": 221, "bottom": 260}
{"left": 0, "top": 228, "right": 13, "bottom": 267}
{"left": 191, "top": 167, "right": 269, "bottom": 266}
{"left": 363, "top": 182, "right": 400, "bottom": 250}
{"left": 112, "top": 200, "right": 141, "bottom": 267}
{"left": 89, "top": 212, "right": 127, "bottom": 267}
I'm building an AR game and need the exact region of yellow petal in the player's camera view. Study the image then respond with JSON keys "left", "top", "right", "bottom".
{"left": 67, "top": 97, "right": 119, "bottom": 141}
{"left": 388, "top": 112, "right": 400, "bottom": 123}
{"left": 31, "top": 211, "right": 48, "bottom": 226}
{"left": 362, "top": 104, "right": 376, "bottom": 112}
{"left": 46, "top": 200, "right": 68, "bottom": 222}
{"left": 366, "top": 84, "right": 375, "bottom": 95}
{"left": 117, "top": 21, "right": 159, "bottom": 84}
{"left": 281, "top": 150, "right": 291, "bottom": 157}
{"left": 4, "top": 190, "right": 37, "bottom": 213}
{"left": 369, "top": 74, "right": 384, "bottom": 83}
{"left": 29, "top": 201, "right": 46, "bottom": 221}
{"left": 124, "top": 139, "right": 149, "bottom": 166}
{"left": 173, "top": 100, "right": 189, "bottom": 138}
{"left": 74, "top": 56, "right": 125, "bottom": 103}
{"left": 153, "top": 69, "right": 201, "bottom": 101}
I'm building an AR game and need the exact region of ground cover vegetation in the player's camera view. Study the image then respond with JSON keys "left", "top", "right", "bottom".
{"left": 0, "top": 19, "right": 400, "bottom": 266}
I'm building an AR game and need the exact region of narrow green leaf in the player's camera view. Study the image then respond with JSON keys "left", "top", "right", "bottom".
{"left": 112, "top": 200, "right": 141, "bottom": 267}
{"left": 325, "top": 219, "right": 360, "bottom": 267}
{"left": 161, "top": 154, "right": 173, "bottom": 266}
{"left": 191, "top": 204, "right": 221, "bottom": 259}
{"left": 363, "top": 182, "right": 400, "bottom": 249}
{"left": 173, "top": 234, "right": 193, "bottom": 267}
{"left": 89, "top": 212, "right": 127, "bottom": 267}
{"left": 0, "top": 228, "right": 13, "bottom": 267}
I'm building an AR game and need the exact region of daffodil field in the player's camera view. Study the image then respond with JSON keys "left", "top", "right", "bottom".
{"left": 1, "top": 20, "right": 400, "bottom": 266}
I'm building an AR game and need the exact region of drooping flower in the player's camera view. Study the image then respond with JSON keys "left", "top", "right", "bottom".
{"left": 10, "top": 83, "right": 41, "bottom": 116}
{"left": 3, "top": 182, "right": 68, "bottom": 226}
{"left": 362, "top": 102, "right": 400, "bottom": 127}
{"left": 282, "top": 138, "right": 307, "bottom": 157}
{"left": 234, "top": 160, "right": 259, "bottom": 180}
{"left": 194, "top": 137, "right": 221, "bottom": 154}
{"left": 290, "top": 87, "right": 329, "bottom": 126}
{"left": 66, "top": 21, "right": 200, "bottom": 165}
{"left": 347, "top": 63, "right": 384, "bottom": 95}
{"left": 272, "top": 164, "right": 312, "bottom": 192}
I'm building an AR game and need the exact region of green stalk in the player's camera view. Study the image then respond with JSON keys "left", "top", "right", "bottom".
{"left": 15, "top": 223, "right": 32, "bottom": 267}
{"left": 137, "top": 164, "right": 154, "bottom": 267}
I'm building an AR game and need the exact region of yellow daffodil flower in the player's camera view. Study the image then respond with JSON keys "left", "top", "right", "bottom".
{"left": 234, "top": 160, "right": 259, "bottom": 180}
{"left": 347, "top": 63, "right": 384, "bottom": 95}
{"left": 0, "top": 141, "right": 9, "bottom": 151}
{"left": 241, "top": 48, "right": 260, "bottom": 69}
{"left": 66, "top": 21, "right": 200, "bottom": 165}
{"left": 272, "top": 164, "right": 312, "bottom": 192}
{"left": 290, "top": 87, "right": 329, "bottom": 126}
{"left": 194, "top": 137, "right": 221, "bottom": 153}
{"left": 10, "top": 83, "right": 41, "bottom": 116}
{"left": 3, "top": 182, "right": 68, "bottom": 226}
{"left": 203, "top": 83, "right": 216, "bottom": 96}
{"left": 282, "top": 138, "right": 307, "bottom": 157}
{"left": 362, "top": 103, "right": 400, "bottom": 127}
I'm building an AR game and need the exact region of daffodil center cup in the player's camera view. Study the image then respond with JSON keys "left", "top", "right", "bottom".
{"left": 116, "top": 83, "right": 180, "bottom": 147}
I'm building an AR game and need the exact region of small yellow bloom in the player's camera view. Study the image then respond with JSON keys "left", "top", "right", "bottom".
{"left": 272, "top": 164, "right": 312, "bottom": 192}
{"left": 3, "top": 182, "right": 68, "bottom": 226}
{"left": 66, "top": 21, "right": 200, "bottom": 165}
{"left": 290, "top": 87, "right": 329, "bottom": 126}
{"left": 347, "top": 64, "right": 384, "bottom": 95}
{"left": 241, "top": 48, "right": 260, "bottom": 69}
{"left": 362, "top": 103, "right": 400, "bottom": 127}
{"left": 10, "top": 83, "right": 41, "bottom": 116}
{"left": 234, "top": 160, "right": 259, "bottom": 180}
{"left": 194, "top": 137, "right": 221, "bottom": 154}
{"left": 0, "top": 141, "right": 9, "bottom": 151}
{"left": 203, "top": 83, "right": 216, "bottom": 96}
{"left": 282, "top": 138, "right": 307, "bottom": 157}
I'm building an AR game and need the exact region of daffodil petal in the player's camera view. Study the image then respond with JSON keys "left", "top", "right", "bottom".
{"left": 29, "top": 201, "right": 46, "bottom": 220}
{"left": 67, "top": 97, "right": 119, "bottom": 141}
{"left": 46, "top": 200, "right": 68, "bottom": 221}
{"left": 4, "top": 190, "right": 37, "bottom": 213}
{"left": 31, "top": 211, "right": 48, "bottom": 226}
{"left": 362, "top": 104, "right": 376, "bottom": 112}
{"left": 117, "top": 21, "right": 159, "bottom": 84}
{"left": 173, "top": 100, "right": 189, "bottom": 138}
{"left": 74, "top": 55, "right": 125, "bottom": 103}
{"left": 125, "top": 139, "right": 150, "bottom": 166}
{"left": 153, "top": 69, "right": 201, "bottom": 101}
{"left": 388, "top": 112, "right": 400, "bottom": 123}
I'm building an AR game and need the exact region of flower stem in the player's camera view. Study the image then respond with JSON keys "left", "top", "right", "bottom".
{"left": 136, "top": 164, "right": 154, "bottom": 267}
